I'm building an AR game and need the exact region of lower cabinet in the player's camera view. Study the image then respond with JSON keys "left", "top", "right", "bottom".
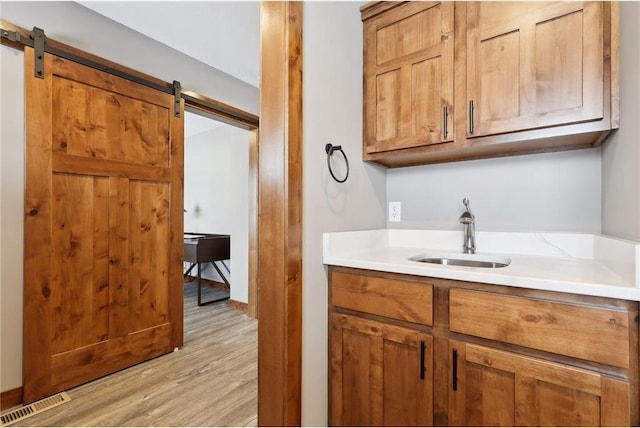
{"left": 330, "top": 313, "right": 433, "bottom": 426}
{"left": 448, "top": 341, "right": 631, "bottom": 427}
{"left": 328, "top": 267, "right": 639, "bottom": 426}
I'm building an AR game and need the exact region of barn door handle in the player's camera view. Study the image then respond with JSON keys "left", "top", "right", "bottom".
{"left": 420, "top": 340, "right": 427, "bottom": 380}
{"left": 468, "top": 100, "right": 475, "bottom": 134}
{"left": 452, "top": 348, "right": 459, "bottom": 391}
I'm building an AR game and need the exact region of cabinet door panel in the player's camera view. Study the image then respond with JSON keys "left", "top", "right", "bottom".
{"left": 376, "top": 69, "right": 401, "bottom": 141}
{"left": 364, "top": 2, "right": 454, "bottom": 153}
{"left": 411, "top": 57, "right": 442, "bottom": 139}
{"left": 341, "top": 329, "right": 374, "bottom": 426}
{"left": 465, "top": 362, "right": 515, "bottom": 426}
{"left": 534, "top": 10, "right": 585, "bottom": 114}
{"left": 537, "top": 381, "right": 600, "bottom": 426}
{"left": 467, "top": 1, "right": 604, "bottom": 137}
{"left": 478, "top": 30, "right": 520, "bottom": 122}
{"left": 330, "top": 313, "right": 433, "bottom": 426}
{"left": 382, "top": 336, "right": 432, "bottom": 426}
{"left": 376, "top": 5, "right": 442, "bottom": 65}
{"left": 449, "top": 341, "right": 631, "bottom": 427}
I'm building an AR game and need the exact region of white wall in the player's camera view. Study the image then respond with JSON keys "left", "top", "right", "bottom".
{"left": 387, "top": 148, "right": 602, "bottom": 233}
{"left": 0, "top": 45, "right": 25, "bottom": 392}
{"left": 302, "top": 2, "right": 386, "bottom": 426}
{"left": 184, "top": 123, "right": 250, "bottom": 303}
{"left": 0, "top": 2, "right": 258, "bottom": 393}
{"left": 602, "top": 1, "right": 640, "bottom": 241}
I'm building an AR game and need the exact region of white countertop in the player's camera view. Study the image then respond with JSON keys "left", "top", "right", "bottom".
{"left": 323, "top": 229, "right": 640, "bottom": 301}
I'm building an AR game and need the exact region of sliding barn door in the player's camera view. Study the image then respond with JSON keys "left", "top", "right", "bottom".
{"left": 23, "top": 47, "right": 184, "bottom": 403}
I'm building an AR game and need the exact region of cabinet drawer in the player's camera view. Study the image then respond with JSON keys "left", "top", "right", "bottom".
{"left": 331, "top": 271, "right": 433, "bottom": 326}
{"left": 449, "top": 289, "right": 630, "bottom": 368}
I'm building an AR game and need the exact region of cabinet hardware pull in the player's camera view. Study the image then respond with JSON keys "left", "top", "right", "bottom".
{"left": 452, "top": 348, "right": 459, "bottom": 391}
{"left": 420, "top": 340, "right": 427, "bottom": 380}
{"left": 468, "top": 100, "right": 474, "bottom": 134}
{"left": 443, "top": 106, "right": 448, "bottom": 139}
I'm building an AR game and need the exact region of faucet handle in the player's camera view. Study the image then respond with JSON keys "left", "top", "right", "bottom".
{"left": 459, "top": 198, "right": 475, "bottom": 223}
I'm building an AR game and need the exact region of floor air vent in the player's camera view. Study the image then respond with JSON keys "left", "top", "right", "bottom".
{"left": 1, "top": 392, "right": 71, "bottom": 426}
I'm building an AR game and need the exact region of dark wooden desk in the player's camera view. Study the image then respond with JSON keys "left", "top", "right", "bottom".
{"left": 183, "top": 233, "right": 230, "bottom": 306}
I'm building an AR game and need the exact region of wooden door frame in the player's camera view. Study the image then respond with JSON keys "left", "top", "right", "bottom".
{"left": 257, "top": 2, "right": 303, "bottom": 425}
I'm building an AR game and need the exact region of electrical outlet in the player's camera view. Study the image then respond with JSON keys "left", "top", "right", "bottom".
{"left": 388, "top": 201, "right": 401, "bottom": 222}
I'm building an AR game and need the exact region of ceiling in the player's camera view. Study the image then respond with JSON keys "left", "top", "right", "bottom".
{"left": 77, "top": 1, "right": 261, "bottom": 88}
{"left": 77, "top": 1, "right": 261, "bottom": 135}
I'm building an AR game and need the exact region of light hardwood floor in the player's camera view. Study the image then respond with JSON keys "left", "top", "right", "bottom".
{"left": 14, "top": 282, "right": 257, "bottom": 427}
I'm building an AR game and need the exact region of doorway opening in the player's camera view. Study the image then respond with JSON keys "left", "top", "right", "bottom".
{"left": 183, "top": 111, "right": 248, "bottom": 308}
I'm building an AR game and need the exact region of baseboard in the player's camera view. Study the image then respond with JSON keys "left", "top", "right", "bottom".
{"left": 229, "top": 299, "right": 248, "bottom": 313}
{"left": 1, "top": 387, "right": 23, "bottom": 411}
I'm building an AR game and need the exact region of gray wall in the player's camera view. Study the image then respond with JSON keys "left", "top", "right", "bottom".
{"left": 0, "top": 1, "right": 258, "bottom": 393}
{"left": 302, "top": 2, "right": 386, "bottom": 425}
{"left": 0, "top": 44, "right": 26, "bottom": 392}
{"left": 602, "top": 1, "right": 640, "bottom": 241}
{"left": 387, "top": 149, "right": 602, "bottom": 233}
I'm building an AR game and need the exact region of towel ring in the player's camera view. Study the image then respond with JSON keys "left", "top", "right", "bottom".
{"left": 325, "top": 143, "right": 349, "bottom": 183}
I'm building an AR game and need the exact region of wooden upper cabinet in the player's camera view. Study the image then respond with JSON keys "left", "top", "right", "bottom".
{"left": 363, "top": 2, "right": 454, "bottom": 154}
{"left": 360, "top": 1, "right": 618, "bottom": 168}
{"left": 466, "top": 2, "right": 605, "bottom": 138}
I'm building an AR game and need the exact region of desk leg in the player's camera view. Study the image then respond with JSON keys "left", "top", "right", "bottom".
{"left": 197, "top": 262, "right": 202, "bottom": 306}
{"left": 212, "top": 262, "right": 231, "bottom": 288}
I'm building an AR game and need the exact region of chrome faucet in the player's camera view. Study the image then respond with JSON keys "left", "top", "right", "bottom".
{"left": 459, "top": 198, "right": 476, "bottom": 254}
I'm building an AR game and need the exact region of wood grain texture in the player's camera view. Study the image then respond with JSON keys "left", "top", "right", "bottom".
{"left": 229, "top": 299, "right": 249, "bottom": 314}
{"left": 451, "top": 342, "right": 626, "bottom": 427}
{"left": 360, "top": 1, "right": 618, "bottom": 168}
{"left": 23, "top": 47, "right": 55, "bottom": 404}
{"left": 0, "top": 387, "right": 23, "bottom": 411}
{"left": 449, "top": 288, "right": 630, "bottom": 368}
{"left": 16, "top": 284, "right": 256, "bottom": 427}
{"left": 330, "top": 313, "right": 433, "bottom": 426}
{"left": 23, "top": 49, "right": 183, "bottom": 403}
{"left": 258, "top": 2, "right": 303, "bottom": 425}
{"left": 601, "top": 375, "right": 631, "bottom": 426}
{"left": 329, "top": 267, "right": 639, "bottom": 426}
{"left": 363, "top": 2, "right": 454, "bottom": 153}
{"left": 467, "top": 1, "right": 604, "bottom": 138}
{"left": 331, "top": 270, "right": 433, "bottom": 325}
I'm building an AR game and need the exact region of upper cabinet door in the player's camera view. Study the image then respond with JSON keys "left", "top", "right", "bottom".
{"left": 466, "top": 2, "right": 604, "bottom": 138}
{"left": 364, "top": 2, "right": 454, "bottom": 154}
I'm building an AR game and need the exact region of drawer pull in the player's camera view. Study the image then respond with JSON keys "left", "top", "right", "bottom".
{"left": 452, "top": 348, "right": 459, "bottom": 391}
{"left": 420, "top": 340, "right": 427, "bottom": 380}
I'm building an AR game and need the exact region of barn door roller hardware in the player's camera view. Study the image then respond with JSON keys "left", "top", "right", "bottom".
{"left": 1, "top": 25, "right": 180, "bottom": 101}
{"left": 31, "top": 27, "right": 46, "bottom": 78}
{"left": 172, "top": 81, "right": 182, "bottom": 118}
{"left": 1, "top": 26, "right": 46, "bottom": 78}
{"left": 2, "top": 23, "right": 256, "bottom": 126}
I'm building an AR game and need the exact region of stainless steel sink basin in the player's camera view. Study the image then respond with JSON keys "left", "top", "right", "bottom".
{"left": 409, "top": 252, "right": 511, "bottom": 268}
